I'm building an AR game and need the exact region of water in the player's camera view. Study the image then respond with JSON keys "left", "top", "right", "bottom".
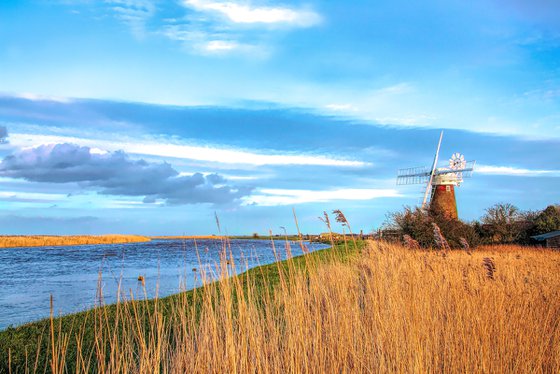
{"left": 0, "top": 239, "right": 328, "bottom": 330}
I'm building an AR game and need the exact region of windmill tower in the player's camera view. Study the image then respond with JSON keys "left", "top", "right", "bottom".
{"left": 396, "top": 131, "right": 475, "bottom": 219}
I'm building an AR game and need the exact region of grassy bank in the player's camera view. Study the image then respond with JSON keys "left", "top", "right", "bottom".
{"left": 0, "top": 235, "right": 151, "bottom": 248}
{"left": 2, "top": 241, "right": 560, "bottom": 373}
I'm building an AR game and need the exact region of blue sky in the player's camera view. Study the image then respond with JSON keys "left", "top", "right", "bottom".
{"left": 0, "top": 0, "right": 559, "bottom": 235}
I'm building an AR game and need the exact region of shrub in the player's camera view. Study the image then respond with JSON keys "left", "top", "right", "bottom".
{"left": 386, "top": 207, "right": 479, "bottom": 249}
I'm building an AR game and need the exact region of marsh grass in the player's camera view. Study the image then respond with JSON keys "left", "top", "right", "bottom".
{"left": 2, "top": 241, "right": 560, "bottom": 373}
{"left": 0, "top": 235, "right": 150, "bottom": 248}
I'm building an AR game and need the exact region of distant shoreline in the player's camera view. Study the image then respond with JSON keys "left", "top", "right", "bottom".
{"left": 0, "top": 235, "right": 151, "bottom": 249}
{"left": 0, "top": 234, "right": 308, "bottom": 249}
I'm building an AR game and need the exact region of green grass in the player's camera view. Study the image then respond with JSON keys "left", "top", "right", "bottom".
{"left": 0, "top": 239, "right": 363, "bottom": 373}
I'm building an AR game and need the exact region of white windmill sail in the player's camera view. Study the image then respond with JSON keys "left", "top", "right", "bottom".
{"left": 421, "top": 130, "right": 443, "bottom": 209}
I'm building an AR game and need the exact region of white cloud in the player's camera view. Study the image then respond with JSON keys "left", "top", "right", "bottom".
{"left": 184, "top": 0, "right": 321, "bottom": 26}
{"left": 89, "top": 147, "right": 109, "bottom": 155}
{"left": 8, "top": 133, "right": 369, "bottom": 167}
{"left": 205, "top": 40, "right": 240, "bottom": 51}
{"left": 245, "top": 188, "right": 400, "bottom": 206}
{"left": 373, "top": 114, "right": 437, "bottom": 126}
{"left": 324, "top": 103, "right": 357, "bottom": 112}
{"left": 476, "top": 164, "right": 560, "bottom": 177}
{"left": 13, "top": 92, "right": 72, "bottom": 103}
{"left": 105, "top": 199, "right": 164, "bottom": 209}
{"left": 221, "top": 174, "right": 262, "bottom": 181}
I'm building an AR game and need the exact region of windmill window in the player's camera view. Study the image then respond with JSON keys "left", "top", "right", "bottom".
{"left": 446, "top": 185, "right": 451, "bottom": 192}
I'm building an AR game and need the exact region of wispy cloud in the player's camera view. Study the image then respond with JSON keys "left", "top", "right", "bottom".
{"left": 374, "top": 83, "right": 414, "bottom": 96}
{"left": 522, "top": 87, "right": 560, "bottom": 102}
{"left": 477, "top": 164, "right": 560, "bottom": 177}
{"left": 161, "top": 0, "right": 321, "bottom": 54}
{"left": 93, "top": 0, "right": 321, "bottom": 55}
{"left": 160, "top": 25, "right": 258, "bottom": 55}
{"left": 245, "top": 188, "right": 400, "bottom": 206}
{"left": 12, "top": 92, "right": 72, "bottom": 103}
{"left": 183, "top": 0, "right": 321, "bottom": 26}
{"left": 106, "top": 0, "right": 156, "bottom": 37}
{"left": 8, "top": 133, "right": 369, "bottom": 167}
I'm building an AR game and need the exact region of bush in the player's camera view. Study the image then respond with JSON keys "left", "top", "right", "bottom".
{"left": 386, "top": 207, "right": 479, "bottom": 249}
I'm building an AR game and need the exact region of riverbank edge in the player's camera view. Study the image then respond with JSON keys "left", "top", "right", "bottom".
{"left": 0, "top": 239, "right": 363, "bottom": 371}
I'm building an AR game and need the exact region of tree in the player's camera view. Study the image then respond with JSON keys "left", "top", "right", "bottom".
{"left": 482, "top": 203, "right": 519, "bottom": 225}
{"left": 532, "top": 205, "right": 560, "bottom": 235}
{"left": 480, "top": 203, "right": 521, "bottom": 243}
{"left": 515, "top": 210, "right": 540, "bottom": 244}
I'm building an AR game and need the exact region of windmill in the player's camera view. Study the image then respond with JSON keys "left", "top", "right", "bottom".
{"left": 396, "top": 131, "right": 475, "bottom": 219}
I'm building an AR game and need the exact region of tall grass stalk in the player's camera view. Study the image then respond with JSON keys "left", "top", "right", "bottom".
{"left": 318, "top": 211, "right": 336, "bottom": 250}
{"left": 333, "top": 209, "right": 358, "bottom": 249}
{"left": 292, "top": 207, "right": 308, "bottom": 254}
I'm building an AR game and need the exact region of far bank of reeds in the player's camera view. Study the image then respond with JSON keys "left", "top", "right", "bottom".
{"left": 0, "top": 235, "right": 150, "bottom": 248}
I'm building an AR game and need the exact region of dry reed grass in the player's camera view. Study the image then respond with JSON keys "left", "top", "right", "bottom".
{"left": 0, "top": 235, "right": 150, "bottom": 248}
{"left": 6, "top": 241, "right": 560, "bottom": 373}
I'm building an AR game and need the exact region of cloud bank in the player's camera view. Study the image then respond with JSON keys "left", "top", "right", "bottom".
{"left": 0, "top": 143, "right": 251, "bottom": 205}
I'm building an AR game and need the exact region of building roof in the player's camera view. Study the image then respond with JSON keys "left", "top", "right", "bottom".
{"left": 531, "top": 230, "right": 560, "bottom": 241}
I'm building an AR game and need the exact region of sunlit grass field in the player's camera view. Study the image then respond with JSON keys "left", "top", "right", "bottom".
{"left": 0, "top": 235, "right": 150, "bottom": 248}
{"left": 2, "top": 241, "right": 559, "bottom": 373}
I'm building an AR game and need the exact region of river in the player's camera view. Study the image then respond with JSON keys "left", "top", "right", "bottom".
{"left": 0, "top": 238, "right": 329, "bottom": 330}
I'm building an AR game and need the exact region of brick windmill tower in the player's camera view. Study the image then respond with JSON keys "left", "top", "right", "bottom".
{"left": 396, "top": 131, "right": 475, "bottom": 219}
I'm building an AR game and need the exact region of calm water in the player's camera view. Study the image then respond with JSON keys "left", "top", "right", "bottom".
{"left": 0, "top": 239, "right": 328, "bottom": 330}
